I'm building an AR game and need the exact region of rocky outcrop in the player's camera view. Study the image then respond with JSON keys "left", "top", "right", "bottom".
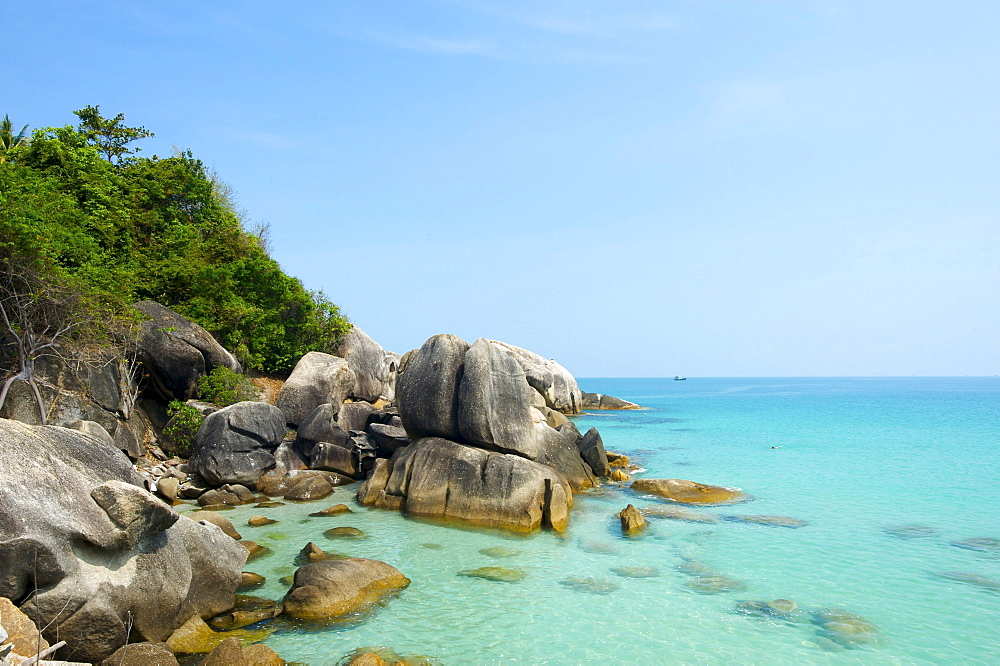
{"left": 275, "top": 352, "right": 357, "bottom": 426}
{"left": 282, "top": 558, "right": 410, "bottom": 620}
{"left": 134, "top": 301, "right": 241, "bottom": 401}
{"left": 486, "top": 340, "right": 582, "bottom": 414}
{"left": 358, "top": 437, "right": 573, "bottom": 532}
{"left": 580, "top": 392, "right": 640, "bottom": 410}
{"left": 619, "top": 504, "right": 646, "bottom": 534}
{"left": 334, "top": 326, "right": 400, "bottom": 403}
{"left": 188, "top": 402, "right": 285, "bottom": 488}
{"left": 631, "top": 478, "right": 748, "bottom": 505}
{"left": 0, "top": 419, "right": 247, "bottom": 663}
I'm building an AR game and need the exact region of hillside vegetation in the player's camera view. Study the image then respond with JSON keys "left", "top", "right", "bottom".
{"left": 0, "top": 107, "right": 349, "bottom": 373}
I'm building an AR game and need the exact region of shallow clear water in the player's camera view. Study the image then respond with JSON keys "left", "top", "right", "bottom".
{"left": 189, "top": 378, "right": 1000, "bottom": 664}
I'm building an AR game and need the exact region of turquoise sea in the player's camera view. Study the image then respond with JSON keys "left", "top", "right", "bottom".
{"left": 201, "top": 377, "right": 1000, "bottom": 664}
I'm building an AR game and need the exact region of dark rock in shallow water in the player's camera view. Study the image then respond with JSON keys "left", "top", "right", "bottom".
{"left": 325, "top": 526, "right": 366, "bottom": 539}
{"left": 458, "top": 566, "right": 526, "bottom": 583}
{"left": 883, "top": 524, "right": 940, "bottom": 539}
{"left": 723, "top": 514, "right": 808, "bottom": 528}
{"left": 950, "top": 537, "right": 1000, "bottom": 555}
{"left": 811, "top": 608, "right": 884, "bottom": 649}
{"left": 479, "top": 546, "right": 521, "bottom": 558}
{"left": 935, "top": 571, "right": 1000, "bottom": 593}
{"left": 559, "top": 576, "right": 620, "bottom": 595}
{"left": 611, "top": 566, "right": 661, "bottom": 578}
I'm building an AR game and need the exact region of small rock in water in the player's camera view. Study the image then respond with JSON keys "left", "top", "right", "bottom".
{"left": 684, "top": 575, "right": 746, "bottom": 594}
{"left": 950, "top": 537, "right": 1000, "bottom": 555}
{"left": 812, "top": 608, "right": 884, "bottom": 649}
{"left": 325, "top": 526, "right": 366, "bottom": 539}
{"left": 248, "top": 515, "right": 277, "bottom": 527}
{"left": 238, "top": 571, "right": 266, "bottom": 591}
{"left": 611, "top": 566, "right": 661, "bottom": 578}
{"left": 619, "top": 504, "right": 647, "bottom": 534}
{"left": 883, "top": 524, "right": 939, "bottom": 539}
{"left": 279, "top": 574, "right": 295, "bottom": 586}
{"left": 458, "top": 567, "right": 526, "bottom": 583}
{"left": 578, "top": 539, "right": 619, "bottom": 555}
{"left": 723, "top": 515, "right": 809, "bottom": 528}
{"left": 420, "top": 543, "right": 444, "bottom": 549}
{"left": 342, "top": 646, "right": 437, "bottom": 665}
{"left": 295, "top": 541, "right": 346, "bottom": 565}
{"left": 256, "top": 500, "right": 285, "bottom": 508}
{"left": 309, "top": 503, "right": 353, "bottom": 517}
{"left": 559, "top": 576, "right": 620, "bottom": 595}
{"left": 935, "top": 571, "right": 1000, "bottom": 593}
{"left": 240, "top": 541, "right": 273, "bottom": 561}
{"left": 479, "top": 546, "right": 521, "bottom": 558}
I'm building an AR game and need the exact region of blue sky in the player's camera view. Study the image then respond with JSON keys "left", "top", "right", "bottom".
{"left": 7, "top": 1, "right": 999, "bottom": 376}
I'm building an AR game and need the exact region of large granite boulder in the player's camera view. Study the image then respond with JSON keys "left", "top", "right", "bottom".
{"left": 0, "top": 419, "right": 247, "bottom": 663}
{"left": 358, "top": 437, "right": 573, "bottom": 532}
{"left": 486, "top": 340, "right": 582, "bottom": 414}
{"left": 631, "top": 478, "right": 748, "bottom": 505}
{"left": 336, "top": 401, "right": 376, "bottom": 433}
{"left": 282, "top": 558, "right": 410, "bottom": 620}
{"left": 334, "top": 326, "right": 400, "bottom": 403}
{"left": 395, "top": 334, "right": 469, "bottom": 441}
{"left": 457, "top": 339, "right": 539, "bottom": 458}
{"left": 534, "top": 422, "right": 596, "bottom": 490}
{"left": 134, "top": 301, "right": 241, "bottom": 401}
{"left": 276, "top": 352, "right": 357, "bottom": 426}
{"left": 580, "top": 392, "right": 640, "bottom": 410}
{"left": 189, "top": 402, "right": 286, "bottom": 487}
{"left": 296, "top": 403, "right": 351, "bottom": 456}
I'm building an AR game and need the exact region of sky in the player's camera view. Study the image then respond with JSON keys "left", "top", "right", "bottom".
{"left": 6, "top": 1, "right": 999, "bottom": 376}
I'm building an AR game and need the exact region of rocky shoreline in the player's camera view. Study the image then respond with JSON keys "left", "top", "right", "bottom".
{"left": 1, "top": 301, "right": 715, "bottom": 664}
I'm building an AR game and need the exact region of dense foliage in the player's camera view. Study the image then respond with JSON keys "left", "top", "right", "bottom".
{"left": 0, "top": 108, "right": 349, "bottom": 372}
{"left": 198, "top": 366, "right": 259, "bottom": 407}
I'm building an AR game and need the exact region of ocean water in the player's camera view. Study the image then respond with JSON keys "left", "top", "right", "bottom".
{"left": 193, "top": 378, "right": 1000, "bottom": 664}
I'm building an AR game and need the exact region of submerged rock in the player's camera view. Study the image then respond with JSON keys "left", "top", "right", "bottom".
{"left": 684, "top": 575, "right": 747, "bottom": 594}
{"left": 935, "top": 571, "right": 1000, "bottom": 593}
{"left": 458, "top": 567, "right": 526, "bottom": 583}
{"left": 812, "top": 608, "right": 884, "bottom": 649}
{"left": 325, "top": 526, "right": 366, "bottom": 539}
{"left": 310, "top": 503, "right": 353, "bottom": 517}
{"left": 578, "top": 539, "right": 619, "bottom": 555}
{"left": 883, "top": 524, "right": 940, "bottom": 539}
{"left": 723, "top": 515, "right": 808, "bottom": 528}
{"left": 479, "top": 546, "right": 521, "bottom": 558}
{"left": 735, "top": 598, "right": 800, "bottom": 621}
{"left": 642, "top": 506, "right": 719, "bottom": 523}
{"left": 631, "top": 478, "right": 747, "bottom": 505}
{"left": 951, "top": 537, "right": 1000, "bottom": 555}
{"left": 611, "top": 566, "right": 661, "bottom": 578}
{"left": 559, "top": 577, "right": 620, "bottom": 595}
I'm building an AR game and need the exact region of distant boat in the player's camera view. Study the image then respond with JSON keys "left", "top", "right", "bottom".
{"left": 674, "top": 376, "right": 687, "bottom": 381}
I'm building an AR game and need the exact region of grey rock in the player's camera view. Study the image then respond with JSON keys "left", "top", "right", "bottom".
{"left": 188, "top": 401, "right": 285, "bottom": 488}
{"left": 361, "top": 437, "right": 573, "bottom": 532}
{"left": 485, "top": 340, "right": 582, "bottom": 414}
{"left": 457, "top": 338, "right": 538, "bottom": 459}
{"left": 272, "top": 439, "right": 310, "bottom": 472}
{"left": 296, "top": 403, "right": 351, "bottom": 456}
{"left": 276, "top": 352, "right": 357, "bottom": 426}
{"left": 395, "top": 334, "right": 470, "bottom": 441}
{"left": 580, "top": 392, "right": 640, "bottom": 410}
{"left": 534, "top": 422, "right": 597, "bottom": 490}
{"left": 336, "top": 401, "right": 376, "bottom": 433}
{"left": 134, "top": 301, "right": 241, "bottom": 401}
{"left": 309, "top": 441, "right": 359, "bottom": 478}
{"left": 65, "top": 419, "right": 114, "bottom": 446}
{"left": 577, "top": 427, "right": 611, "bottom": 477}
{"left": 0, "top": 419, "right": 246, "bottom": 663}
{"left": 156, "top": 476, "right": 180, "bottom": 502}
{"left": 334, "top": 325, "right": 400, "bottom": 403}
{"left": 366, "top": 423, "right": 410, "bottom": 457}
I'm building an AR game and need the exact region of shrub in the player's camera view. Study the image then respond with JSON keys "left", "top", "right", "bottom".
{"left": 198, "top": 366, "right": 258, "bottom": 407}
{"left": 162, "top": 400, "right": 204, "bottom": 456}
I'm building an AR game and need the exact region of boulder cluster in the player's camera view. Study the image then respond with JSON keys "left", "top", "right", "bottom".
{"left": 0, "top": 301, "right": 637, "bottom": 662}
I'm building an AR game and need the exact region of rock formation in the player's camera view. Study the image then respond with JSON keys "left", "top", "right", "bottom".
{"left": 0, "top": 419, "right": 246, "bottom": 663}
{"left": 282, "top": 558, "right": 410, "bottom": 620}
{"left": 334, "top": 325, "right": 400, "bottom": 403}
{"left": 276, "top": 352, "right": 357, "bottom": 426}
{"left": 188, "top": 401, "right": 286, "bottom": 487}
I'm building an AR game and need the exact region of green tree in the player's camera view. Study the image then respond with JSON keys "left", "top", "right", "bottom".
{"left": 0, "top": 114, "right": 30, "bottom": 163}
{"left": 73, "top": 105, "right": 154, "bottom": 163}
